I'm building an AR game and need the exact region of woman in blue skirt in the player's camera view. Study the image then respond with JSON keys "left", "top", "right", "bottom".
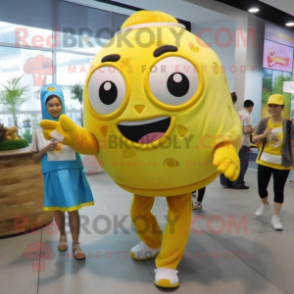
{"left": 31, "top": 84, "right": 94, "bottom": 260}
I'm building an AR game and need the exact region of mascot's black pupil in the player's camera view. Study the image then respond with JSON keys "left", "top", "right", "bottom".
{"left": 167, "top": 73, "right": 189, "bottom": 97}
{"left": 99, "top": 81, "right": 117, "bottom": 105}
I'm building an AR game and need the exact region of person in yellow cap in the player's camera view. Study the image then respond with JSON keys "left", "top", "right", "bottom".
{"left": 252, "top": 94, "right": 294, "bottom": 230}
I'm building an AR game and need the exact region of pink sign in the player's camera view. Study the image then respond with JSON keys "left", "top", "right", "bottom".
{"left": 263, "top": 40, "right": 294, "bottom": 73}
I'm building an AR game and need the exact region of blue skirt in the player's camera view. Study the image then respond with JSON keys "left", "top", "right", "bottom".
{"left": 43, "top": 169, "right": 94, "bottom": 212}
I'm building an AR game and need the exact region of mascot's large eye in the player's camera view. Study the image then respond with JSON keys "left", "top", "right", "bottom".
{"left": 88, "top": 66, "right": 126, "bottom": 115}
{"left": 149, "top": 57, "right": 199, "bottom": 106}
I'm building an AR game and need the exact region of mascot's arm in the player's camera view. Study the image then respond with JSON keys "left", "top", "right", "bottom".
{"left": 212, "top": 142, "right": 240, "bottom": 181}
{"left": 40, "top": 114, "right": 99, "bottom": 155}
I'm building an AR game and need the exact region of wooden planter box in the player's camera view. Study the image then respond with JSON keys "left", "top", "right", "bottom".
{"left": 0, "top": 146, "right": 53, "bottom": 238}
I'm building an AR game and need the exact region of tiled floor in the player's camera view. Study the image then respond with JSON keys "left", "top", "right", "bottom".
{"left": 1, "top": 167, "right": 294, "bottom": 294}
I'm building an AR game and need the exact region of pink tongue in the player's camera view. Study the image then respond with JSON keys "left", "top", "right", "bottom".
{"left": 138, "top": 132, "right": 165, "bottom": 144}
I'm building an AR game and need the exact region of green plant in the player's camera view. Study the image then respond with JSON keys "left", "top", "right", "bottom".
{"left": 22, "top": 128, "right": 32, "bottom": 143}
{"left": 0, "top": 139, "right": 28, "bottom": 151}
{"left": 0, "top": 76, "right": 30, "bottom": 129}
{"left": 70, "top": 83, "right": 84, "bottom": 126}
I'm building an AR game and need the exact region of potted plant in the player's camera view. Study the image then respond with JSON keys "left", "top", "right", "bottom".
{"left": 70, "top": 83, "right": 84, "bottom": 126}
{"left": 0, "top": 123, "right": 28, "bottom": 151}
{"left": 0, "top": 76, "right": 30, "bottom": 130}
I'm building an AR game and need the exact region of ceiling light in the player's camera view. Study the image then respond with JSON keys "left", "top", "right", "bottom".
{"left": 248, "top": 8, "right": 259, "bottom": 13}
{"left": 286, "top": 22, "right": 294, "bottom": 27}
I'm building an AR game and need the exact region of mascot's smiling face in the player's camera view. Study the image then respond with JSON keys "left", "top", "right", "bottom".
{"left": 83, "top": 11, "right": 241, "bottom": 195}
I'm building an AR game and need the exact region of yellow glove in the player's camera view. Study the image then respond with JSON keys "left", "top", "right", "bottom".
{"left": 40, "top": 114, "right": 99, "bottom": 155}
{"left": 213, "top": 143, "right": 240, "bottom": 181}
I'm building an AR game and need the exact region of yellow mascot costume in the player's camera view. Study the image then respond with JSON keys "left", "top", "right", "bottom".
{"left": 41, "top": 11, "right": 241, "bottom": 288}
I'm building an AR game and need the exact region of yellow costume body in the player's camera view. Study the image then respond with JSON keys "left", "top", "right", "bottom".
{"left": 41, "top": 11, "right": 242, "bottom": 288}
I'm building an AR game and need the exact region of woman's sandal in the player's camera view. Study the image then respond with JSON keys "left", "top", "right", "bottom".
{"left": 72, "top": 243, "right": 86, "bottom": 260}
{"left": 58, "top": 235, "right": 68, "bottom": 251}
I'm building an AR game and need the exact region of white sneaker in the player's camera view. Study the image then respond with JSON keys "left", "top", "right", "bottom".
{"left": 154, "top": 268, "right": 179, "bottom": 288}
{"left": 192, "top": 201, "right": 202, "bottom": 210}
{"left": 130, "top": 241, "right": 160, "bottom": 260}
{"left": 271, "top": 215, "right": 283, "bottom": 231}
{"left": 255, "top": 204, "right": 271, "bottom": 216}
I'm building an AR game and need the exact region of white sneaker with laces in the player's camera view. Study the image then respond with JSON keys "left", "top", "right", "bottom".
{"left": 271, "top": 215, "right": 283, "bottom": 231}
{"left": 130, "top": 241, "right": 160, "bottom": 260}
{"left": 154, "top": 268, "right": 179, "bottom": 288}
{"left": 255, "top": 204, "right": 271, "bottom": 216}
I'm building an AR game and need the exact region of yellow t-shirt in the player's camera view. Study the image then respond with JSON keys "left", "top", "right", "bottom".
{"left": 256, "top": 119, "right": 291, "bottom": 170}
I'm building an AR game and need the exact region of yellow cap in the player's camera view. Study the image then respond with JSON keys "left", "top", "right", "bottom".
{"left": 267, "top": 94, "right": 284, "bottom": 105}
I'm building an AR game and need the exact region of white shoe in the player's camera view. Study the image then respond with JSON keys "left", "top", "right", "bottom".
{"left": 255, "top": 204, "right": 271, "bottom": 216}
{"left": 192, "top": 201, "right": 202, "bottom": 210}
{"left": 154, "top": 268, "right": 179, "bottom": 288}
{"left": 271, "top": 215, "right": 283, "bottom": 231}
{"left": 130, "top": 241, "right": 160, "bottom": 260}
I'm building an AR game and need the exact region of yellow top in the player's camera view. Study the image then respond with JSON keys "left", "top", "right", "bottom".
{"left": 257, "top": 119, "right": 291, "bottom": 170}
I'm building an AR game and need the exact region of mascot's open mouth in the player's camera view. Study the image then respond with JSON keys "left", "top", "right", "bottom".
{"left": 118, "top": 116, "right": 171, "bottom": 144}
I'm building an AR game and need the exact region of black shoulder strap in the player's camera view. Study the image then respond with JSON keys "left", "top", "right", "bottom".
{"left": 257, "top": 118, "right": 269, "bottom": 160}
{"left": 287, "top": 119, "right": 292, "bottom": 136}
{"left": 287, "top": 119, "right": 292, "bottom": 150}
{"left": 258, "top": 139, "right": 266, "bottom": 160}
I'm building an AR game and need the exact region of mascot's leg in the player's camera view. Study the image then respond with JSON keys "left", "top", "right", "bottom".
{"left": 154, "top": 193, "right": 191, "bottom": 288}
{"left": 130, "top": 194, "right": 162, "bottom": 261}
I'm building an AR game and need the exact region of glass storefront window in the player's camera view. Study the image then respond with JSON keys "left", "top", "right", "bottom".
{"left": 56, "top": 52, "right": 95, "bottom": 126}
{"left": 59, "top": 30, "right": 106, "bottom": 55}
{"left": 0, "top": 3, "right": 131, "bottom": 140}
{"left": 0, "top": 21, "right": 54, "bottom": 49}
{"left": 0, "top": 46, "right": 53, "bottom": 129}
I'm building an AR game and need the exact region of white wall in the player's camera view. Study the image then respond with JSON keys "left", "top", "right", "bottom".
{"left": 185, "top": 0, "right": 267, "bottom": 119}
{"left": 244, "top": 14, "right": 265, "bottom": 125}
{"left": 185, "top": 0, "right": 252, "bottom": 111}
{"left": 192, "top": 19, "right": 236, "bottom": 92}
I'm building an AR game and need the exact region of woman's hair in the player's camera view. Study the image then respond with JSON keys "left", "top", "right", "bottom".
{"left": 231, "top": 92, "right": 237, "bottom": 104}
{"left": 46, "top": 95, "right": 62, "bottom": 105}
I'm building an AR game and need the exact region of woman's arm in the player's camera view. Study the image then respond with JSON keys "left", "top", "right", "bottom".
{"left": 252, "top": 128, "right": 272, "bottom": 143}
{"left": 32, "top": 142, "right": 58, "bottom": 162}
